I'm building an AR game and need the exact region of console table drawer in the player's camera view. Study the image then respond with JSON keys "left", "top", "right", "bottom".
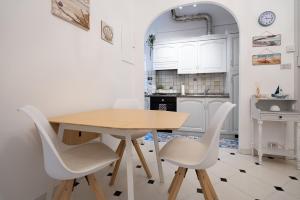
{"left": 261, "top": 113, "right": 300, "bottom": 121}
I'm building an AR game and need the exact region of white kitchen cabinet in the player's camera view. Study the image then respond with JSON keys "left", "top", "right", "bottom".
{"left": 206, "top": 98, "right": 232, "bottom": 133}
{"left": 177, "top": 38, "right": 227, "bottom": 74}
{"left": 177, "top": 42, "right": 198, "bottom": 74}
{"left": 231, "top": 34, "right": 239, "bottom": 72}
{"left": 198, "top": 39, "right": 227, "bottom": 73}
{"left": 153, "top": 44, "right": 178, "bottom": 70}
{"left": 231, "top": 73, "right": 239, "bottom": 133}
{"left": 177, "top": 98, "right": 206, "bottom": 132}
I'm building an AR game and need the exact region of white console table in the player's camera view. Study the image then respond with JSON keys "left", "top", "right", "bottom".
{"left": 250, "top": 95, "right": 300, "bottom": 169}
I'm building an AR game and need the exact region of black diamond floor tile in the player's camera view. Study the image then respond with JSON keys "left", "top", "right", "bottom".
{"left": 136, "top": 165, "right": 142, "bottom": 168}
{"left": 230, "top": 152, "right": 235, "bottom": 155}
{"left": 107, "top": 172, "right": 112, "bottom": 176}
{"left": 197, "top": 188, "right": 203, "bottom": 193}
{"left": 255, "top": 162, "right": 260, "bottom": 165}
{"left": 274, "top": 186, "right": 284, "bottom": 191}
{"left": 220, "top": 178, "right": 227, "bottom": 182}
{"left": 289, "top": 176, "right": 298, "bottom": 180}
{"left": 239, "top": 169, "right": 246, "bottom": 173}
{"left": 218, "top": 158, "right": 220, "bottom": 160}
{"left": 267, "top": 156, "right": 274, "bottom": 159}
{"left": 161, "top": 159, "right": 165, "bottom": 162}
{"left": 113, "top": 191, "right": 122, "bottom": 196}
{"left": 149, "top": 150, "right": 153, "bottom": 152}
{"left": 148, "top": 180, "right": 155, "bottom": 184}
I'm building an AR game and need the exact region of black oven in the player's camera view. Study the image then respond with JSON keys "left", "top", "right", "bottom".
{"left": 150, "top": 96, "right": 177, "bottom": 132}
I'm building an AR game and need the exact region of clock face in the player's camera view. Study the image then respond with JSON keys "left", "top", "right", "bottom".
{"left": 258, "top": 11, "right": 276, "bottom": 27}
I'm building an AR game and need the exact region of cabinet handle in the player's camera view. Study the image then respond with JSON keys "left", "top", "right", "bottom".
{"left": 279, "top": 115, "right": 283, "bottom": 119}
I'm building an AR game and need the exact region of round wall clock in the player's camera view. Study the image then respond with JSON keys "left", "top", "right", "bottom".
{"left": 258, "top": 11, "right": 276, "bottom": 27}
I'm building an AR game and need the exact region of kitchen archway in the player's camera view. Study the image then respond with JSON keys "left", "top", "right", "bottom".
{"left": 143, "top": 2, "right": 240, "bottom": 149}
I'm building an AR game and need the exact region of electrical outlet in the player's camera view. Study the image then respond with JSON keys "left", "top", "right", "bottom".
{"left": 280, "top": 63, "right": 291, "bottom": 70}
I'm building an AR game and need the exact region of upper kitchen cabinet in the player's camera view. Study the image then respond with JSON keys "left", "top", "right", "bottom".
{"left": 153, "top": 43, "right": 178, "bottom": 70}
{"left": 177, "top": 42, "right": 198, "bottom": 74}
{"left": 230, "top": 34, "right": 239, "bottom": 72}
{"left": 177, "top": 37, "right": 227, "bottom": 74}
{"left": 198, "top": 39, "right": 227, "bottom": 73}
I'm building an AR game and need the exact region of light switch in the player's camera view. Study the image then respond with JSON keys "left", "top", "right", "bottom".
{"left": 286, "top": 45, "right": 295, "bottom": 53}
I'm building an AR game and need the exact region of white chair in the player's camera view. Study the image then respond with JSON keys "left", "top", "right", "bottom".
{"left": 19, "top": 105, "right": 119, "bottom": 200}
{"left": 160, "top": 102, "right": 235, "bottom": 200}
{"left": 109, "top": 98, "right": 152, "bottom": 186}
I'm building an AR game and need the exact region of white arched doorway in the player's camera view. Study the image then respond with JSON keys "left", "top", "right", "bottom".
{"left": 143, "top": 2, "right": 240, "bottom": 148}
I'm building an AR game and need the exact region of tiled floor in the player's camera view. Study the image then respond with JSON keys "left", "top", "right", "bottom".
{"left": 71, "top": 140, "right": 300, "bottom": 200}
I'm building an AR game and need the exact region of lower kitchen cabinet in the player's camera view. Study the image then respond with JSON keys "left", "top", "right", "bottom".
{"left": 177, "top": 97, "right": 233, "bottom": 134}
{"left": 206, "top": 98, "right": 233, "bottom": 133}
{"left": 177, "top": 98, "right": 206, "bottom": 132}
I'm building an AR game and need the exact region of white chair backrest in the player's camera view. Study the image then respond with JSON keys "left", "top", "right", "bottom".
{"left": 113, "top": 98, "right": 143, "bottom": 109}
{"left": 199, "top": 102, "right": 235, "bottom": 169}
{"left": 18, "top": 105, "right": 70, "bottom": 179}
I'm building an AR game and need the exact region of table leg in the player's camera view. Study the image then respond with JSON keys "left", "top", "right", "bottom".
{"left": 58, "top": 124, "right": 65, "bottom": 141}
{"left": 125, "top": 135, "right": 135, "bottom": 200}
{"left": 296, "top": 122, "right": 300, "bottom": 170}
{"left": 152, "top": 130, "right": 164, "bottom": 183}
{"left": 258, "top": 120, "right": 263, "bottom": 165}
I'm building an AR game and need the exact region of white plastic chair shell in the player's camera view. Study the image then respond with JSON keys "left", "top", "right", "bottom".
{"left": 160, "top": 102, "right": 235, "bottom": 169}
{"left": 18, "top": 105, "right": 118, "bottom": 180}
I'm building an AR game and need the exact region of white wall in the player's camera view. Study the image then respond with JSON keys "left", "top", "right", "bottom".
{"left": 0, "top": 0, "right": 136, "bottom": 199}
{"left": 133, "top": 0, "right": 296, "bottom": 153}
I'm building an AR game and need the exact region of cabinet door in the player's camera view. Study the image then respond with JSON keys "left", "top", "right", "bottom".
{"left": 231, "top": 35, "right": 239, "bottom": 72}
{"left": 198, "top": 39, "right": 227, "bottom": 73}
{"left": 231, "top": 73, "right": 239, "bottom": 132}
{"left": 177, "top": 98, "right": 206, "bottom": 132}
{"left": 153, "top": 44, "right": 178, "bottom": 70}
{"left": 178, "top": 42, "right": 198, "bottom": 74}
{"left": 206, "top": 98, "right": 232, "bottom": 133}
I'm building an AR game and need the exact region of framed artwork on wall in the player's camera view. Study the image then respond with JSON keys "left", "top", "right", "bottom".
{"left": 51, "top": 0, "right": 90, "bottom": 30}
{"left": 252, "top": 53, "right": 281, "bottom": 65}
{"left": 252, "top": 34, "right": 281, "bottom": 47}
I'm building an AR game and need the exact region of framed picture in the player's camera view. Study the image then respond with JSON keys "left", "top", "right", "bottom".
{"left": 252, "top": 34, "right": 281, "bottom": 47}
{"left": 51, "top": 0, "right": 90, "bottom": 30}
{"left": 101, "top": 21, "right": 114, "bottom": 44}
{"left": 252, "top": 53, "right": 281, "bottom": 65}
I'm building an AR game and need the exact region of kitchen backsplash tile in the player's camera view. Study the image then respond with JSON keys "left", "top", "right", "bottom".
{"left": 145, "top": 70, "right": 226, "bottom": 94}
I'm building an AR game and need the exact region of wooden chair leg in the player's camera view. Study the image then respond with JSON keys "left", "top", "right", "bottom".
{"left": 110, "top": 140, "right": 124, "bottom": 167}
{"left": 132, "top": 139, "right": 152, "bottom": 178}
{"left": 87, "top": 174, "right": 106, "bottom": 200}
{"left": 196, "top": 169, "right": 218, "bottom": 200}
{"left": 168, "top": 169, "right": 180, "bottom": 193}
{"left": 53, "top": 181, "right": 66, "bottom": 200}
{"left": 168, "top": 167, "right": 187, "bottom": 200}
{"left": 109, "top": 140, "right": 126, "bottom": 186}
{"left": 53, "top": 180, "right": 73, "bottom": 200}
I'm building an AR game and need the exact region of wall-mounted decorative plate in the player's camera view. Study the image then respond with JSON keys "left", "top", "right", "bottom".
{"left": 101, "top": 21, "right": 113, "bottom": 44}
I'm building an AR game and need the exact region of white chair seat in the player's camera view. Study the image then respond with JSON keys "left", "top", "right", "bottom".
{"left": 160, "top": 137, "right": 207, "bottom": 169}
{"left": 112, "top": 132, "right": 147, "bottom": 140}
{"left": 62, "top": 143, "right": 118, "bottom": 174}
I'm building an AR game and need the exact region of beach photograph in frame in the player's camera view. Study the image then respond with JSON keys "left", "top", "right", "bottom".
{"left": 51, "top": 0, "right": 90, "bottom": 30}
{"left": 252, "top": 34, "right": 281, "bottom": 47}
{"left": 252, "top": 53, "right": 281, "bottom": 65}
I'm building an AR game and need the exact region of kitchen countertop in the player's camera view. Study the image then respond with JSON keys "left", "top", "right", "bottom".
{"left": 145, "top": 93, "right": 230, "bottom": 98}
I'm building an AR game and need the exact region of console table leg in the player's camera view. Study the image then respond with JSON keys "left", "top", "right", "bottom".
{"left": 251, "top": 119, "right": 255, "bottom": 156}
{"left": 258, "top": 120, "right": 263, "bottom": 165}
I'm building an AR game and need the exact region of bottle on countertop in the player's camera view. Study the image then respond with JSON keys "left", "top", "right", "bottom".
{"left": 181, "top": 84, "right": 185, "bottom": 95}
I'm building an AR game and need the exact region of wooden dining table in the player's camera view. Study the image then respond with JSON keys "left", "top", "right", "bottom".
{"left": 49, "top": 108, "right": 189, "bottom": 200}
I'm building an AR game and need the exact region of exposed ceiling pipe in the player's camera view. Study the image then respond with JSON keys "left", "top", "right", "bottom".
{"left": 171, "top": 9, "right": 213, "bottom": 35}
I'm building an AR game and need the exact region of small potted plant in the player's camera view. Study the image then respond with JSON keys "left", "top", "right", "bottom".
{"left": 146, "top": 34, "right": 156, "bottom": 58}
